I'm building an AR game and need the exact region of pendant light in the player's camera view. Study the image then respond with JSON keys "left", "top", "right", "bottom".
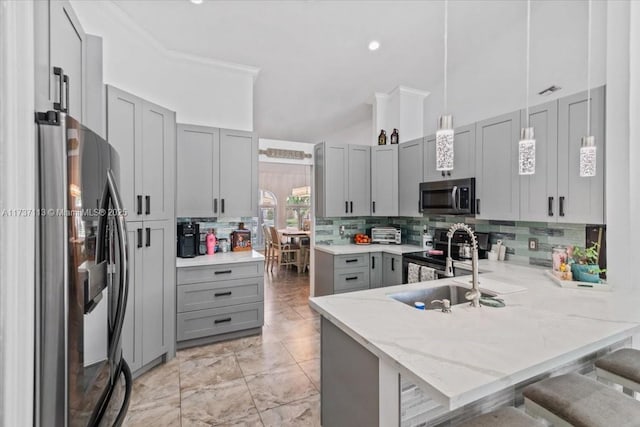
{"left": 580, "top": 0, "right": 596, "bottom": 177}
{"left": 436, "top": 0, "right": 454, "bottom": 171}
{"left": 518, "top": 0, "right": 535, "bottom": 175}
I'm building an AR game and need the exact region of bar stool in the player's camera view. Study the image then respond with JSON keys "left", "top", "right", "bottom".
{"left": 456, "top": 407, "right": 544, "bottom": 427}
{"left": 595, "top": 348, "right": 640, "bottom": 397}
{"left": 523, "top": 373, "right": 640, "bottom": 426}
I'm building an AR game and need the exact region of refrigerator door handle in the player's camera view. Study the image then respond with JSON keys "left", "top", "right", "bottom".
{"left": 97, "top": 169, "right": 130, "bottom": 365}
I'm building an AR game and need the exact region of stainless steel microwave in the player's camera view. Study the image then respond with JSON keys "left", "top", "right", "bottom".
{"left": 419, "top": 178, "right": 475, "bottom": 215}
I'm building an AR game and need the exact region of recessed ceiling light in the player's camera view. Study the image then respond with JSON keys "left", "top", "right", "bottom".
{"left": 190, "top": 0, "right": 203, "bottom": 4}
{"left": 368, "top": 40, "right": 380, "bottom": 51}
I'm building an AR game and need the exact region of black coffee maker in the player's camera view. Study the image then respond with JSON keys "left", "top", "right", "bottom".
{"left": 177, "top": 222, "right": 199, "bottom": 258}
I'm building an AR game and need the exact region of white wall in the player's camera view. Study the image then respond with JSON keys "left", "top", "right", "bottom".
{"left": 424, "top": 0, "right": 607, "bottom": 134}
{"left": 319, "top": 117, "right": 373, "bottom": 146}
{"left": 71, "top": 1, "right": 256, "bottom": 131}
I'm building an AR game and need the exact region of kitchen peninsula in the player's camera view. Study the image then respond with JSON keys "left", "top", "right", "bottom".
{"left": 310, "top": 260, "right": 640, "bottom": 426}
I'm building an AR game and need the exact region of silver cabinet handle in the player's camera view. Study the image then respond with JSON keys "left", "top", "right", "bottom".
{"left": 451, "top": 186, "right": 458, "bottom": 210}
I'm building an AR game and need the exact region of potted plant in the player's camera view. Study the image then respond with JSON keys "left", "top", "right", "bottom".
{"left": 569, "top": 243, "right": 606, "bottom": 283}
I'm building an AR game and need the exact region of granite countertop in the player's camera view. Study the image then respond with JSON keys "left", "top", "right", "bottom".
{"left": 314, "top": 243, "right": 423, "bottom": 256}
{"left": 309, "top": 260, "right": 640, "bottom": 411}
{"left": 176, "top": 250, "right": 264, "bottom": 268}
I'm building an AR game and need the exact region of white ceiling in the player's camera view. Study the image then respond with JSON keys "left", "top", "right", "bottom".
{"left": 111, "top": 1, "right": 531, "bottom": 142}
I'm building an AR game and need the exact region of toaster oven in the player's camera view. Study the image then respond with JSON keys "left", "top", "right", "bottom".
{"left": 370, "top": 227, "right": 402, "bottom": 244}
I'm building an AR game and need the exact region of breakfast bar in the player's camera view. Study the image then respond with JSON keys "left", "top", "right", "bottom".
{"left": 310, "top": 260, "right": 640, "bottom": 426}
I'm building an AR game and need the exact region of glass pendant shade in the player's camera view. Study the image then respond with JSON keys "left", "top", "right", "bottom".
{"left": 436, "top": 115, "right": 454, "bottom": 171}
{"left": 518, "top": 127, "right": 536, "bottom": 175}
{"left": 580, "top": 136, "right": 596, "bottom": 177}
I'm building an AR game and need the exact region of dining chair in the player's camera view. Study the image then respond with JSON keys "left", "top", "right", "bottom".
{"left": 268, "top": 226, "right": 301, "bottom": 272}
{"left": 262, "top": 224, "right": 273, "bottom": 271}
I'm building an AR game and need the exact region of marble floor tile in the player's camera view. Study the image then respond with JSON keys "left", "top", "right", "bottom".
{"left": 129, "top": 358, "right": 180, "bottom": 410}
{"left": 180, "top": 353, "right": 244, "bottom": 392}
{"left": 282, "top": 336, "right": 320, "bottom": 363}
{"left": 235, "top": 342, "right": 297, "bottom": 376}
{"left": 181, "top": 378, "right": 258, "bottom": 426}
{"left": 264, "top": 307, "right": 304, "bottom": 325}
{"left": 259, "top": 394, "right": 321, "bottom": 427}
{"left": 124, "top": 401, "right": 180, "bottom": 427}
{"left": 178, "top": 340, "right": 237, "bottom": 360}
{"left": 266, "top": 319, "right": 319, "bottom": 342}
{"left": 245, "top": 365, "right": 317, "bottom": 412}
{"left": 298, "top": 358, "right": 320, "bottom": 391}
{"left": 212, "top": 413, "right": 264, "bottom": 427}
{"left": 291, "top": 303, "right": 320, "bottom": 320}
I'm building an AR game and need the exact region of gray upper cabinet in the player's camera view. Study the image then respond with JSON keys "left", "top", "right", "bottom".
{"left": 398, "top": 138, "right": 424, "bottom": 217}
{"left": 177, "top": 125, "right": 220, "bottom": 217}
{"left": 475, "top": 111, "right": 521, "bottom": 220}
{"left": 176, "top": 125, "right": 258, "bottom": 218}
{"left": 315, "top": 142, "right": 370, "bottom": 217}
{"left": 557, "top": 86, "right": 605, "bottom": 224}
{"left": 219, "top": 129, "right": 259, "bottom": 217}
{"left": 371, "top": 145, "right": 398, "bottom": 216}
{"left": 106, "top": 85, "right": 176, "bottom": 222}
{"left": 423, "top": 124, "right": 476, "bottom": 182}
{"left": 35, "top": 0, "right": 86, "bottom": 121}
{"left": 520, "top": 101, "right": 559, "bottom": 222}
{"left": 348, "top": 145, "right": 371, "bottom": 216}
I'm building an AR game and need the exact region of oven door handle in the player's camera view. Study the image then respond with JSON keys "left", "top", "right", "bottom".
{"left": 451, "top": 186, "right": 458, "bottom": 211}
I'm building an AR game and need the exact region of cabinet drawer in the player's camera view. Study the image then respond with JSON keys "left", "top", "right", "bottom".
{"left": 177, "top": 262, "right": 263, "bottom": 285}
{"left": 334, "top": 269, "right": 370, "bottom": 293}
{"left": 334, "top": 254, "right": 368, "bottom": 270}
{"left": 177, "top": 277, "right": 264, "bottom": 313}
{"left": 177, "top": 302, "right": 264, "bottom": 342}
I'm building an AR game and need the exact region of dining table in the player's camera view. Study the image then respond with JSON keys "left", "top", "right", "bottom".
{"left": 277, "top": 229, "right": 311, "bottom": 272}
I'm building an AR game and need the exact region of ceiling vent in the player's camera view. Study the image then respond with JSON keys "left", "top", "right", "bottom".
{"left": 538, "top": 85, "right": 562, "bottom": 96}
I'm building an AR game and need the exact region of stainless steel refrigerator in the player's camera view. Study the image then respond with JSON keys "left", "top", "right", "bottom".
{"left": 35, "top": 111, "right": 132, "bottom": 426}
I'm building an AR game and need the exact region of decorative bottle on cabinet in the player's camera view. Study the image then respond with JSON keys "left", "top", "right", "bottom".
{"left": 390, "top": 128, "right": 399, "bottom": 144}
{"left": 378, "top": 130, "right": 387, "bottom": 145}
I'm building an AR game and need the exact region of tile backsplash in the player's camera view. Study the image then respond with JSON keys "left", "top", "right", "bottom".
{"left": 315, "top": 216, "right": 594, "bottom": 268}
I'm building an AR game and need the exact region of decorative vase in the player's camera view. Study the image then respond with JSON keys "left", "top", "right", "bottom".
{"left": 571, "top": 263, "right": 600, "bottom": 283}
{"left": 378, "top": 129, "right": 387, "bottom": 145}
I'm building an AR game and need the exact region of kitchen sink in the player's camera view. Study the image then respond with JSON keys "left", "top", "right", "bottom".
{"left": 388, "top": 285, "right": 495, "bottom": 310}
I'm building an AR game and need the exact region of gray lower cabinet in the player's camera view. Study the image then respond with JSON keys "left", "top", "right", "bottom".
{"left": 315, "top": 251, "right": 370, "bottom": 296}
{"left": 398, "top": 138, "right": 424, "bottom": 217}
{"left": 176, "top": 261, "right": 264, "bottom": 346}
{"left": 122, "top": 220, "right": 175, "bottom": 374}
{"left": 369, "top": 253, "right": 383, "bottom": 289}
{"left": 315, "top": 250, "right": 405, "bottom": 296}
{"left": 382, "top": 253, "right": 403, "bottom": 287}
{"left": 106, "top": 85, "right": 176, "bottom": 222}
{"left": 176, "top": 124, "right": 258, "bottom": 218}
{"left": 371, "top": 145, "right": 399, "bottom": 216}
{"left": 314, "top": 142, "right": 371, "bottom": 217}
{"left": 423, "top": 124, "right": 476, "bottom": 182}
{"left": 475, "top": 111, "right": 521, "bottom": 220}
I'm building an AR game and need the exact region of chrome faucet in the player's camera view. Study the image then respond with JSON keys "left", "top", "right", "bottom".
{"left": 444, "top": 223, "right": 481, "bottom": 308}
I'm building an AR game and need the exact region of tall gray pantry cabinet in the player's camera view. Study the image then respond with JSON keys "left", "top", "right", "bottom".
{"left": 106, "top": 85, "right": 177, "bottom": 375}
{"left": 176, "top": 124, "right": 258, "bottom": 218}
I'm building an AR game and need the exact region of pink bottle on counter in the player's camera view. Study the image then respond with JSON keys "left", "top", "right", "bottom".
{"left": 206, "top": 229, "right": 217, "bottom": 255}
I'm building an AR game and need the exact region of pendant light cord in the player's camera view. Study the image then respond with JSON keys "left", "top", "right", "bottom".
{"left": 443, "top": 0, "right": 448, "bottom": 114}
{"left": 587, "top": 0, "right": 592, "bottom": 136}
{"left": 525, "top": 0, "right": 531, "bottom": 128}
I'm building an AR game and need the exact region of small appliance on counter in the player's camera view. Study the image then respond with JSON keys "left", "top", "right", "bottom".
{"left": 177, "top": 222, "right": 199, "bottom": 258}
{"left": 370, "top": 226, "right": 402, "bottom": 244}
{"left": 230, "top": 223, "right": 252, "bottom": 251}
